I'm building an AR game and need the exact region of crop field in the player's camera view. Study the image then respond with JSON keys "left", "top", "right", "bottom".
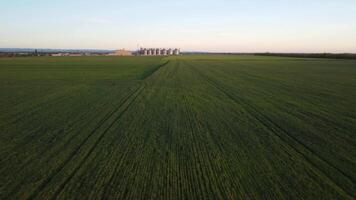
{"left": 0, "top": 55, "right": 355, "bottom": 199}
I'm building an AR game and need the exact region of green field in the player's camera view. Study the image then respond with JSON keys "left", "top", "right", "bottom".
{"left": 0, "top": 55, "right": 355, "bottom": 199}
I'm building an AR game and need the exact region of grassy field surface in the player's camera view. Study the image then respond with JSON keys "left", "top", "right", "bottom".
{"left": 0, "top": 55, "right": 355, "bottom": 199}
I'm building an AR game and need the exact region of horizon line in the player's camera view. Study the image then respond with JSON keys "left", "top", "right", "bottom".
{"left": 1, "top": 48, "right": 355, "bottom": 54}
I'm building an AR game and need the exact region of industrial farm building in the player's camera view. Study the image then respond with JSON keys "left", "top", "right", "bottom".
{"left": 111, "top": 49, "right": 133, "bottom": 56}
{"left": 138, "top": 48, "right": 180, "bottom": 56}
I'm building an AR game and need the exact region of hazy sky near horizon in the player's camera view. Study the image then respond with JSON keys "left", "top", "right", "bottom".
{"left": 1, "top": 0, "right": 356, "bottom": 52}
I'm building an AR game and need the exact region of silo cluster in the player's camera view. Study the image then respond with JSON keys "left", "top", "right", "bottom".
{"left": 138, "top": 48, "right": 180, "bottom": 56}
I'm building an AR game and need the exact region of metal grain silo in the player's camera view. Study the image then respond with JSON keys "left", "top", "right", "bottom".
{"left": 173, "top": 49, "right": 179, "bottom": 55}
{"left": 161, "top": 49, "right": 167, "bottom": 55}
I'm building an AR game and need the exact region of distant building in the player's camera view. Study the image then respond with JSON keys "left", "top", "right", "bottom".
{"left": 113, "top": 49, "right": 133, "bottom": 56}
{"left": 51, "top": 53, "right": 64, "bottom": 57}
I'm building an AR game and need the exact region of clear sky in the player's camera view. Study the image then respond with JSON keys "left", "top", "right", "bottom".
{"left": 1, "top": 0, "right": 356, "bottom": 52}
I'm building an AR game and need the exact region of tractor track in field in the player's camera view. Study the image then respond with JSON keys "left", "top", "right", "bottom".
{"left": 3, "top": 86, "right": 142, "bottom": 199}
{"left": 1, "top": 91, "right": 116, "bottom": 172}
{"left": 49, "top": 85, "right": 146, "bottom": 200}
{"left": 1, "top": 95, "right": 130, "bottom": 196}
{"left": 24, "top": 85, "right": 145, "bottom": 199}
{"left": 195, "top": 63, "right": 356, "bottom": 184}
{"left": 187, "top": 62, "right": 355, "bottom": 199}
{"left": 140, "top": 61, "right": 170, "bottom": 80}
{"left": 22, "top": 85, "right": 145, "bottom": 200}
{"left": 210, "top": 62, "right": 356, "bottom": 137}
{"left": 30, "top": 60, "right": 171, "bottom": 200}
{"left": 100, "top": 62, "right": 175, "bottom": 199}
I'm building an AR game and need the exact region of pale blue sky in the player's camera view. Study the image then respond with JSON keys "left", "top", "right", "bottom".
{"left": 1, "top": 0, "right": 356, "bottom": 52}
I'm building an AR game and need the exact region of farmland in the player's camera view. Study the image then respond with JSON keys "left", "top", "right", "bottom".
{"left": 0, "top": 55, "right": 355, "bottom": 199}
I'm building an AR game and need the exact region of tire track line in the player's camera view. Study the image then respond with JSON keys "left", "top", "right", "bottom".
{"left": 140, "top": 61, "right": 170, "bottom": 80}
{"left": 50, "top": 84, "right": 146, "bottom": 200}
{"left": 2, "top": 88, "right": 130, "bottom": 198}
{"left": 3, "top": 92, "right": 114, "bottom": 172}
{"left": 4, "top": 87, "right": 137, "bottom": 199}
{"left": 49, "top": 60, "right": 170, "bottom": 199}
{"left": 196, "top": 63, "right": 356, "bottom": 184}
{"left": 188, "top": 63, "right": 355, "bottom": 199}
{"left": 26, "top": 85, "right": 145, "bottom": 200}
